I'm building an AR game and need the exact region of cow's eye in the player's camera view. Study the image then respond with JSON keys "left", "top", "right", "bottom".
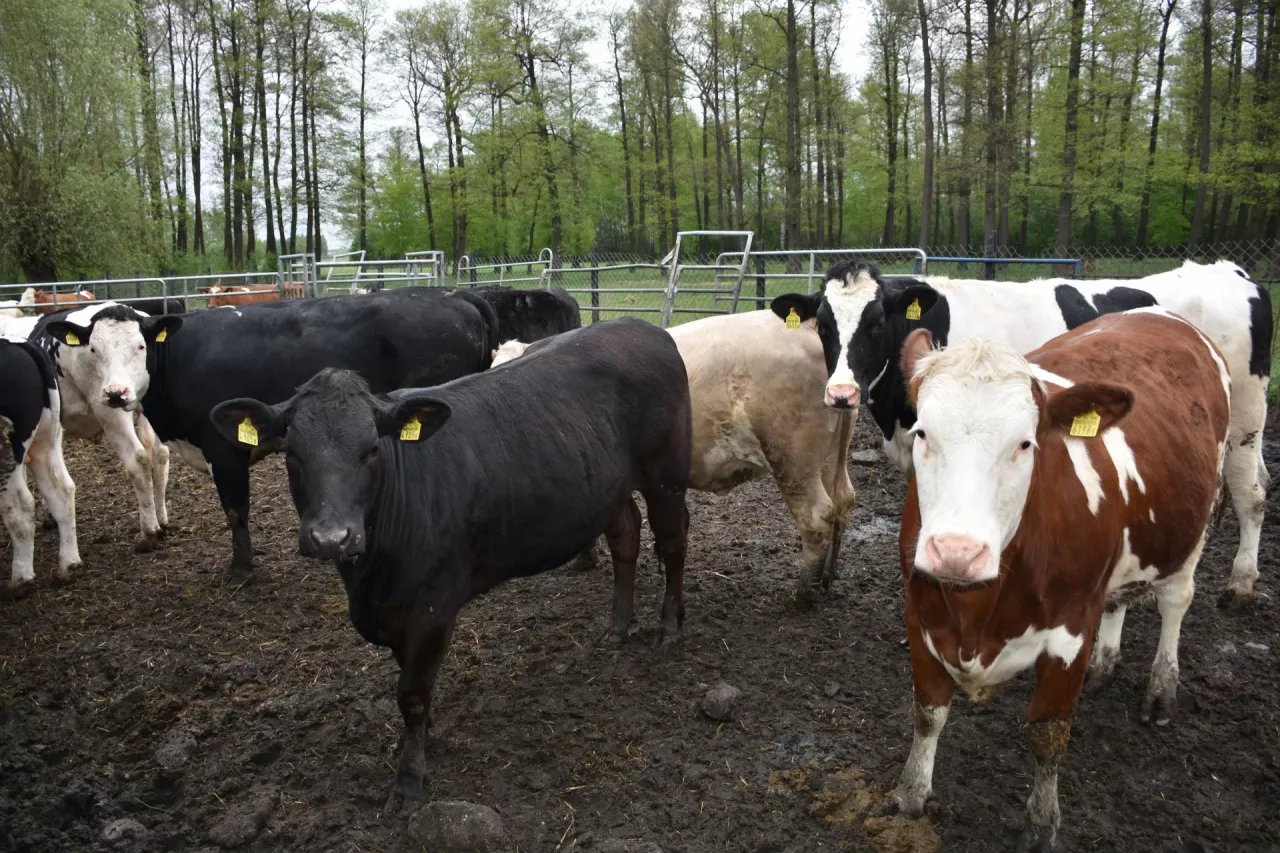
{"left": 915, "top": 429, "right": 926, "bottom": 441}
{"left": 1019, "top": 440, "right": 1032, "bottom": 451}
{"left": 362, "top": 445, "right": 379, "bottom": 463}
{"left": 88, "top": 346, "right": 96, "bottom": 354}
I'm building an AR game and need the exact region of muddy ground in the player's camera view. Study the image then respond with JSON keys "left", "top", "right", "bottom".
{"left": 1, "top": 414, "right": 1277, "bottom": 853}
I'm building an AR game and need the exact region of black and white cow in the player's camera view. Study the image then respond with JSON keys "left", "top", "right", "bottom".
{"left": 0, "top": 339, "right": 81, "bottom": 593}
{"left": 32, "top": 303, "right": 183, "bottom": 550}
{"left": 772, "top": 259, "right": 1272, "bottom": 606}
{"left": 138, "top": 287, "right": 500, "bottom": 579}
{"left": 471, "top": 284, "right": 582, "bottom": 344}
{"left": 208, "top": 317, "right": 692, "bottom": 811}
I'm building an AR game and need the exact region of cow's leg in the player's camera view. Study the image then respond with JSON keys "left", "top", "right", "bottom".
{"left": 1020, "top": 636, "right": 1093, "bottom": 852}
{"left": 603, "top": 497, "right": 642, "bottom": 644}
{"left": 207, "top": 448, "right": 256, "bottom": 579}
{"left": 385, "top": 617, "right": 455, "bottom": 815}
{"left": 887, "top": 622, "right": 954, "bottom": 817}
{"left": 99, "top": 408, "right": 162, "bottom": 551}
{"left": 1220, "top": 426, "right": 1266, "bottom": 608}
{"left": 1, "top": 469, "right": 36, "bottom": 596}
{"left": 645, "top": 494, "right": 689, "bottom": 642}
{"left": 1142, "top": 537, "right": 1201, "bottom": 725}
{"left": 137, "top": 415, "right": 171, "bottom": 532}
{"left": 26, "top": 434, "right": 80, "bottom": 582}
{"left": 1087, "top": 603, "right": 1126, "bottom": 689}
{"left": 776, "top": 474, "right": 837, "bottom": 606}
{"left": 819, "top": 410, "right": 857, "bottom": 586}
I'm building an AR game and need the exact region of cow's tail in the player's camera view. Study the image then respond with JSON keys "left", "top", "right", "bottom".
{"left": 821, "top": 408, "right": 857, "bottom": 583}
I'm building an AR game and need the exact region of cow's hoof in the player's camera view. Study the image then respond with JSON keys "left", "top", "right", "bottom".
{"left": 1085, "top": 664, "right": 1117, "bottom": 694}
{"left": 881, "top": 788, "right": 928, "bottom": 819}
{"left": 1217, "top": 588, "right": 1253, "bottom": 610}
{"left": 2, "top": 580, "right": 36, "bottom": 600}
{"left": 597, "top": 626, "right": 629, "bottom": 648}
{"left": 382, "top": 783, "right": 425, "bottom": 817}
{"left": 1016, "top": 825, "right": 1058, "bottom": 853}
{"left": 787, "top": 586, "right": 820, "bottom": 612}
{"left": 156, "top": 525, "right": 170, "bottom": 539}
{"left": 133, "top": 535, "right": 161, "bottom": 554}
{"left": 1140, "top": 692, "right": 1175, "bottom": 727}
{"left": 52, "top": 564, "right": 80, "bottom": 586}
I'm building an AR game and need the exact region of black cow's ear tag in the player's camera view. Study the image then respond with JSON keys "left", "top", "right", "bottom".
{"left": 65, "top": 332, "right": 81, "bottom": 346}
{"left": 785, "top": 307, "right": 801, "bottom": 330}
{"left": 155, "top": 328, "right": 168, "bottom": 342}
{"left": 400, "top": 415, "right": 422, "bottom": 441}
{"left": 905, "top": 298, "right": 922, "bottom": 320}
{"left": 237, "top": 418, "right": 259, "bottom": 447}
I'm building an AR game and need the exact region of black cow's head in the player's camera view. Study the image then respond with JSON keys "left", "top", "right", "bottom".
{"left": 770, "top": 262, "right": 941, "bottom": 425}
{"left": 209, "top": 369, "right": 449, "bottom": 562}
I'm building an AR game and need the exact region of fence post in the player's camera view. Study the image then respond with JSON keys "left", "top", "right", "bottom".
{"left": 755, "top": 255, "right": 766, "bottom": 309}
{"left": 590, "top": 247, "right": 600, "bottom": 325}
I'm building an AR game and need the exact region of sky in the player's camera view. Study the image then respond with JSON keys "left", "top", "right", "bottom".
{"left": 322, "top": 0, "right": 872, "bottom": 249}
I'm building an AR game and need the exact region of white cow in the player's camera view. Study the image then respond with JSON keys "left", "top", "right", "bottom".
{"left": 501, "top": 311, "right": 857, "bottom": 600}
{"left": 0, "top": 339, "right": 81, "bottom": 593}
{"left": 35, "top": 302, "right": 182, "bottom": 550}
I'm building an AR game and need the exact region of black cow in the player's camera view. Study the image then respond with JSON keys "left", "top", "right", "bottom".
{"left": 471, "top": 284, "right": 581, "bottom": 343}
{"left": 128, "top": 297, "right": 187, "bottom": 316}
{"left": 139, "top": 287, "right": 500, "bottom": 579}
{"left": 0, "top": 339, "right": 81, "bottom": 594}
{"left": 209, "top": 317, "right": 692, "bottom": 811}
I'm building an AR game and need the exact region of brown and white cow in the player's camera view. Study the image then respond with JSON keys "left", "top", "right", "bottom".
{"left": 507, "top": 310, "right": 857, "bottom": 599}
{"left": 20, "top": 288, "right": 97, "bottom": 315}
{"left": 887, "top": 308, "right": 1230, "bottom": 850}
{"left": 200, "top": 283, "right": 305, "bottom": 307}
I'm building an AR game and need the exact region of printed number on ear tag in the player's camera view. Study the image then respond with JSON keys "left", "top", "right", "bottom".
{"left": 155, "top": 328, "right": 168, "bottom": 343}
{"left": 65, "top": 332, "right": 80, "bottom": 346}
{"left": 237, "top": 418, "right": 259, "bottom": 447}
{"left": 1069, "top": 409, "right": 1101, "bottom": 438}
{"left": 785, "top": 307, "right": 801, "bottom": 330}
{"left": 905, "top": 299, "right": 922, "bottom": 321}
{"left": 400, "top": 415, "right": 422, "bottom": 442}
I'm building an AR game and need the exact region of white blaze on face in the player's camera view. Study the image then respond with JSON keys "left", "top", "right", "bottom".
{"left": 64, "top": 304, "right": 151, "bottom": 411}
{"left": 821, "top": 271, "right": 879, "bottom": 406}
{"left": 910, "top": 338, "right": 1040, "bottom": 583}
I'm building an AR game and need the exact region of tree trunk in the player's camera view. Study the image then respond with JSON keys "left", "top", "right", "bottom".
{"left": 918, "top": 0, "right": 934, "bottom": 250}
{"left": 524, "top": 48, "right": 562, "bottom": 253}
{"left": 1188, "top": 0, "right": 1213, "bottom": 248}
{"left": 783, "top": 0, "right": 801, "bottom": 257}
{"left": 811, "top": 1, "right": 825, "bottom": 247}
{"left": 611, "top": 22, "right": 637, "bottom": 252}
{"left": 253, "top": 0, "right": 275, "bottom": 256}
{"left": 135, "top": 0, "right": 165, "bottom": 223}
{"left": 165, "top": 3, "right": 188, "bottom": 254}
{"left": 209, "top": 0, "right": 234, "bottom": 265}
{"left": 191, "top": 33, "right": 205, "bottom": 255}
{"left": 1055, "top": 0, "right": 1087, "bottom": 261}
{"left": 1137, "top": 0, "right": 1176, "bottom": 247}
{"left": 357, "top": 25, "right": 369, "bottom": 252}
{"left": 984, "top": 0, "right": 1002, "bottom": 268}
{"left": 1111, "top": 29, "right": 1142, "bottom": 244}
{"left": 882, "top": 47, "right": 898, "bottom": 246}
{"left": 411, "top": 105, "right": 437, "bottom": 251}
{"left": 958, "top": 0, "right": 974, "bottom": 252}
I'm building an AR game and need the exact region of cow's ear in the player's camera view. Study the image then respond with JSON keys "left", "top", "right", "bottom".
{"left": 1044, "top": 382, "right": 1134, "bottom": 437}
{"left": 210, "top": 398, "right": 288, "bottom": 449}
{"left": 899, "top": 328, "right": 935, "bottom": 407}
{"left": 378, "top": 394, "right": 452, "bottom": 443}
{"left": 142, "top": 314, "right": 183, "bottom": 343}
{"left": 44, "top": 321, "right": 92, "bottom": 347}
{"left": 880, "top": 281, "right": 940, "bottom": 321}
{"left": 770, "top": 293, "right": 822, "bottom": 325}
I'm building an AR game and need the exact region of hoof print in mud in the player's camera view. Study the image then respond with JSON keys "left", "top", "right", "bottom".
{"left": 206, "top": 785, "right": 280, "bottom": 848}
{"left": 406, "top": 800, "right": 512, "bottom": 852}
{"left": 700, "top": 682, "right": 741, "bottom": 722}
{"left": 133, "top": 535, "right": 161, "bottom": 554}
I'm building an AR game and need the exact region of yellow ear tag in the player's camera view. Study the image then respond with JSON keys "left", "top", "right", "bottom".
{"left": 1069, "top": 409, "right": 1101, "bottom": 438}
{"left": 785, "top": 307, "right": 801, "bottom": 330}
{"left": 237, "top": 418, "right": 259, "bottom": 447}
{"left": 155, "top": 328, "right": 167, "bottom": 343}
{"left": 905, "top": 298, "right": 922, "bottom": 321}
{"left": 400, "top": 415, "right": 422, "bottom": 442}
{"left": 65, "top": 332, "right": 80, "bottom": 346}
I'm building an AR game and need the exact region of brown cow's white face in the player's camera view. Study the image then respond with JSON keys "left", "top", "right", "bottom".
{"left": 907, "top": 338, "right": 1040, "bottom": 585}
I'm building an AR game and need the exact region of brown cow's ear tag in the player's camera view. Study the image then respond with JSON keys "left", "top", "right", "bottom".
{"left": 400, "top": 415, "right": 422, "bottom": 441}
{"left": 905, "top": 299, "right": 922, "bottom": 321}
{"left": 1069, "top": 409, "right": 1101, "bottom": 438}
{"left": 65, "top": 332, "right": 80, "bottom": 346}
{"left": 155, "top": 328, "right": 168, "bottom": 343}
{"left": 237, "top": 418, "right": 259, "bottom": 447}
{"left": 785, "top": 307, "right": 801, "bottom": 330}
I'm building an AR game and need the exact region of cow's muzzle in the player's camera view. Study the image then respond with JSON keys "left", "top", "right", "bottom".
{"left": 300, "top": 521, "right": 365, "bottom": 561}
{"left": 922, "top": 534, "right": 991, "bottom": 583}
{"left": 103, "top": 387, "right": 131, "bottom": 409}
{"left": 824, "top": 383, "right": 861, "bottom": 409}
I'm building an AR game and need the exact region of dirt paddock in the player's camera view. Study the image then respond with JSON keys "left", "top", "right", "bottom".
{"left": 1, "top": 415, "right": 1277, "bottom": 853}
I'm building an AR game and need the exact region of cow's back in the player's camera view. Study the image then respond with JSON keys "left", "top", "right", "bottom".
{"left": 669, "top": 310, "right": 833, "bottom": 492}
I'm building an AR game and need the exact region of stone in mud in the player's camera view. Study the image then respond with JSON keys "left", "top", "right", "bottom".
{"left": 406, "top": 801, "right": 511, "bottom": 852}
{"left": 154, "top": 731, "right": 198, "bottom": 770}
{"left": 207, "top": 785, "right": 279, "bottom": 848}
{"left": 100, "top": 818, "right": 148, "bottom": 845}
{"left": 700, "top": 682, "right": 741, "bottom": 722}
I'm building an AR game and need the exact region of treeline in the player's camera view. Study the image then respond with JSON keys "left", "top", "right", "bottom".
{"left": 0, "top": 0, "right": 1277, "bottom": 280}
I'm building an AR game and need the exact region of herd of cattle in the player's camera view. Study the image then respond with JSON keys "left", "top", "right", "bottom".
{"left": 0, "top": 259, "right": 1271, "bottom": 847}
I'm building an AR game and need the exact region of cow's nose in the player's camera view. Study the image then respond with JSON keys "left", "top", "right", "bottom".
{"left": 824, "top": 383, "right": 861, "bottom": 408}
{"left": 103, "top": 388, "right": 129, "bottom": 409}
{"left": 309, "top": 525, "right": 352, "bottom": 555}
{"left": 925, "top": 535, "right": 990, "bottom": 581}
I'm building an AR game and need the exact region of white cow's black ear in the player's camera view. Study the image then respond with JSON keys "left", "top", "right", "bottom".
{"left": 770, "top": 293, "right": 822, "bottom": 324}
{"left": 881, "top": 281, "right": 940, "bottom": 320}
{"left": 44, "top": 321, "right": 91, "bottom": 347}
{"left": 210, "top": 398, "right": 288, "bottom": 448}
{"left": 379, "top": 395, "right": 451, "bottom": 443}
